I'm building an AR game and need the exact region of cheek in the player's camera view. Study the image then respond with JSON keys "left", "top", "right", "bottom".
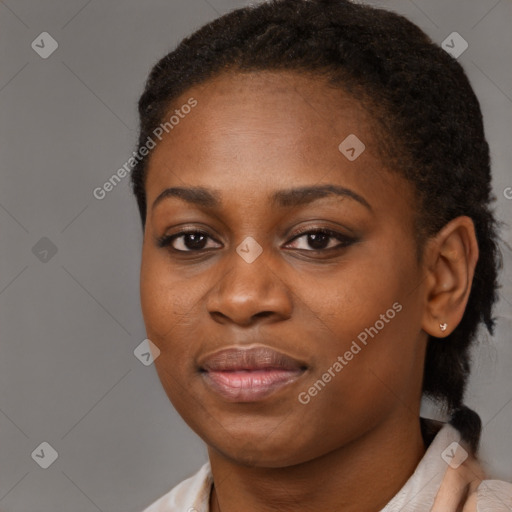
{"left": 139, "top": 251, "right": 201, "bottom": 403}
{"left": 140, "top": 244, "right": 194, "bottom": 327}
{"left": 140, "top": 255, "right": 168, "bottom": 338}
{"left": 303, "top": 248, "right": 424, "bottom": 407}
{"left": 140, "top": 249, "right": 191, "bottom": 350}
{"left": 312, "top": 256, "right": 410, "bottom": 345}
{"left": 292, "top": 306, "right": 423, "bottom": 460}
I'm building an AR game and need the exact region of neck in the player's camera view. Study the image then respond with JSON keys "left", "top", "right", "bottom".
{"left": 209, "top": 413, "right": 426, "bottom": 512}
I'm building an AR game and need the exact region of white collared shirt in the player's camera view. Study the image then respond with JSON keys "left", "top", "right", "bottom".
{"left": 142, "top": 423, "right": 512, "bottom": 511}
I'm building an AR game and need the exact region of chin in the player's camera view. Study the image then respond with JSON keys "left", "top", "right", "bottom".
{"left": 212, "top": 442, "right": 308, "bottom": 469}
{"left": 198, "top": 416, "right": 319, "bottom": 468}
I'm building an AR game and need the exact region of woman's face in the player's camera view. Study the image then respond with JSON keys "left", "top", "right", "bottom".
{"left": 140, "top": 71, "right": 429, "bottom": 467}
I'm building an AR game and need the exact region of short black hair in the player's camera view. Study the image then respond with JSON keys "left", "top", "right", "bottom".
{"left": 131, "top": 0, "right": 502, "bottom": 452}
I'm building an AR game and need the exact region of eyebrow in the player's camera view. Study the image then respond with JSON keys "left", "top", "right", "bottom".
{"left": 151, "top": 184, "right": 372, "bottom": 212}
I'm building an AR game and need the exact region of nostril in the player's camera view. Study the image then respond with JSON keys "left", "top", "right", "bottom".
{"left": 254, "top": 311, "right": 273, "bottom": 319}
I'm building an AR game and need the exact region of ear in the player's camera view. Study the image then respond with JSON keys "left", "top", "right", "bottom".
{"left": 421, "top": 216, "right": 479, "bottom": 338}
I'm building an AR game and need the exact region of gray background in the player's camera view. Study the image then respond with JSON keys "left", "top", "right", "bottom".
{"left": 0, "top": 0, "right": 511, "bottom": 511}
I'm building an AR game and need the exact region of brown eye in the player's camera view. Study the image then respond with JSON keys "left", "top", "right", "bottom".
{"left": 286, "top": 229, "right": 355, "bottom": 251}
{"left": 157, "top": 231, "right": 221, "bottom": 252}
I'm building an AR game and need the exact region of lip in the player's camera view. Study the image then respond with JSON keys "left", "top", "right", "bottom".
{"left": 199, "top": 345, "right": 307, "bottom": 402}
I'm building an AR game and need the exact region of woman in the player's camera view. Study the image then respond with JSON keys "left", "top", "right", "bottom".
{"left": 131, "top": 0, "right": 511, "bottom": 510}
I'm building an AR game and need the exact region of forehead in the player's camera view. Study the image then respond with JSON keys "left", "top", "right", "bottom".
{"left": 144, "top": 70, "right": 410, "bottom": 214}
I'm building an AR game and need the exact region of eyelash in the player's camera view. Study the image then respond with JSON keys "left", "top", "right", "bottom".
{"left": 156, "top": 227, "right": 356, "bottom": 254}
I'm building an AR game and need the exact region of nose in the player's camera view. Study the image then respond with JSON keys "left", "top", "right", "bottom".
{"left": 206, "top": 244, "right": 293, "bottom": 326}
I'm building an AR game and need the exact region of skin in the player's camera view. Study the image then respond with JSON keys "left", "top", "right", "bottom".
{"left": 139, "top": 71, "right": 479, "bottom": 511}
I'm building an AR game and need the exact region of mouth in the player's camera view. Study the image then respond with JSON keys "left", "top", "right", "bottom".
{"left": 199, "top": 345, "right": 307, "bottom": 402}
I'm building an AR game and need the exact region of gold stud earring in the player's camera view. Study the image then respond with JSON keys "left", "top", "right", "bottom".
{"left": 440, "top": 323, "right": 448, "bottom": 332}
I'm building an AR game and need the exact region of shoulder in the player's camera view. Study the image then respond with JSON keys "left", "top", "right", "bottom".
{"left": 382, "top": 421, "right": 512, "bottom": 511}
{"left": 473, "top": 479, "right": 512, "bottom": 511}
{"left": 141, "top": 462, "right": 213, "bottom": 512}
